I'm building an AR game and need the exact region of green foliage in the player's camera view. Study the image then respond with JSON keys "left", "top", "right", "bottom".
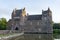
{"left": 0, "top": 18, "right": 7, "bottom": 30}
{"left": 53, "top": 29, "right": 60, "bottom": 34}
{"left": 53, "top": 23, "right": 60, "bottom": 34}
{"left": 53, "top": 23, "right": 60, "bottom": 29}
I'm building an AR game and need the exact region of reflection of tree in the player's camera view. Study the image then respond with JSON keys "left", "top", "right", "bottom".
{"left": 53, "top": 23, "right": 60, "bottom": 35}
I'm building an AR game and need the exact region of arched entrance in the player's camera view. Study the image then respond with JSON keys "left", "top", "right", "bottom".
{"left": 15, "top": 27, "right": 19, "bottom": 30}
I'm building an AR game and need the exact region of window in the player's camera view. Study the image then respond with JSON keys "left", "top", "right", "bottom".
{"left": 38, "top": 28, "right": 41, "bottom": 32}
{"left": 44, "top": 17, "right": 47, "bottom": 20}
{"left": 43, "top": 14, "right": 47, "bottom": 17}
{"left": 30, "top": 22, "right": 32, "bottom": 25}
{"left": 37, "top": 22, "right": 39, "bottom": 25}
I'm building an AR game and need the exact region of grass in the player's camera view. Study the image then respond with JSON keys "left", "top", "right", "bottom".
{"left": 0, "top": 33, "right": 17, "bottom": 37}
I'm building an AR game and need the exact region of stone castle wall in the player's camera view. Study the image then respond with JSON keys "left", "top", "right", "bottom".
{"left": 7, "top": 8, "right": 53, "bottom": 33}
{"left": 0, "top": 30, "right": 21, "bottom": 34}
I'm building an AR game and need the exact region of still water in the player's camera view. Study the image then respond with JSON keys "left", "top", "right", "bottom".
{"left": 24, "top": 34, "right": 53, "bottom": 40}
{"left": 54, "top": 34, "right": 60, "bottom": 40}
{"left": 55, "top": 39, "right": 60, "bottom": 40}
{"left": 10, "top": 34, "right": 53, "bottom": 40}
{"left": 7, "top": 34, "right": 60, "bottom": 40}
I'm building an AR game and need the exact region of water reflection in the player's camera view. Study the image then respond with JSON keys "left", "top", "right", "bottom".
{"left": 24, "top": 34, "right": 53, "bottom": 40}
{"left": 55, "top": 39, "right": 60, "bottom": 40}
{"left": 53, "top": 34, "right": 60, "bottom": 39}
{"left": 8, "top": 34, "right": 55, "bottom": 40}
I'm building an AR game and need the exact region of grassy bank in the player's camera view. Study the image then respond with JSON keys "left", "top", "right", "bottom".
{"left": 0, "top": 33, "right": 17, "bottom": 37}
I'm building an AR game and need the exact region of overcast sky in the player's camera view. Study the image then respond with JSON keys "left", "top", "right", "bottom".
{"left": 0, "top": 0, "right": 60, "bottom": 23}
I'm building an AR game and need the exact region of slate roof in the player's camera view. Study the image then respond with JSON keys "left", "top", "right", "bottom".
{"left": 27, "top": 15, "right": 42, "bottom": 20}
{"left": 15, "top": 9, "right": 22, "bottom": 17}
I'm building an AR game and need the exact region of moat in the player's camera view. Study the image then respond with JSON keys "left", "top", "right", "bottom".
{"left": 3, "top": 34, "right": 59, "bottom": 40}
{"left": 0, "top": 32, "right": 60, "bottom": 40}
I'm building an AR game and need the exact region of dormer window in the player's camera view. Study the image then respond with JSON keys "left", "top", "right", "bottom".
{"left": 43, "top": 14, "right": 47, "bottom": 17}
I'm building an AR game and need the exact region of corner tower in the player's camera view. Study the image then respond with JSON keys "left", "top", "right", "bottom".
{"left": 42, "top": 8, "right": 53, "bottom": 33}
{"left": 10, "top": 8, "right": 26, "bottom": 31}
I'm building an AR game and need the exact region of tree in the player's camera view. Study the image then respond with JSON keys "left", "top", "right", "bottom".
{"left": 0, "top": 18, "right": 7, "bottom": 30}
{"left": 53, "top": 23, "right": 60, "bottom": 29}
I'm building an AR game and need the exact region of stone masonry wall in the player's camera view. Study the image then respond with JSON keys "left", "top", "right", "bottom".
{"left": 0, "top": 30, "right": 21, "bottom": 34}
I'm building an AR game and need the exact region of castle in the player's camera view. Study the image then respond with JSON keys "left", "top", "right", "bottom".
{"left": 7, "top": 8, "right": 53, "bottom": 33}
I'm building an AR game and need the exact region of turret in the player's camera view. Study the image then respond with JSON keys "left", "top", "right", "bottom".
{"left": 12, "top": 8, "right": 16, "bottom": 19}
{"left": 47, "top": 8, "right": 52, "bottom": 17}
{"left": 48, "top": 7, "right": 52, "bottom": 13}
{"left": 22, "top": 7, "right": 26, "bottom": 17}
{"left": 47, "top": 8, "right": 52, "bottom": 23}
{"left": 42, "top": 8, "right": 52, "bottom": 33}
{"left": 42, "top": 8, "right": 52, "bottom": 21}
{"left": 42, "top": 8, "right": 52, "bottom": 29}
